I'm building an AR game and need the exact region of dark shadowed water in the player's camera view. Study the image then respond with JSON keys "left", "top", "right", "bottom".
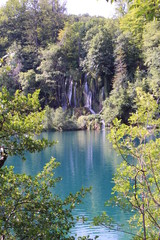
{"left": 6, "top": 130, "right": 132, "bottom": 239}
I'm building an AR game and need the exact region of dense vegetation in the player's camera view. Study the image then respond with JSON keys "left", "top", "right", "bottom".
{"left": 0, "top": 158, "right": 89, "bottom": 239}
{"left": 95, "top": 2, "right": 160, "bottom": 239}
{"left": 0, "top": 0, "right": 160, "bottom": 239}
{"left": 0, "top": 88, "right": 90, "bottom": 239}
{"left": 95, "top": 88, "right": 160, "bottom": 239}
{"left": 1, "top": 0, "right": 159, "bottom": 129}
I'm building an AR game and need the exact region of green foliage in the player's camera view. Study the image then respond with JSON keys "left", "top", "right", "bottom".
{"left": 80, "top": 18, "right": 109, "bottom": 66}
{"left": 0, "top": 87, "right": 90, "bottom": 239}
{"left": 119, "top": 0, "right": 160, "bottom": 45}
{"left": 0, "top": 158, "right": 90, "bottom": 239}
{"left": 0, "top": 0, "right": 65, "bottom": 71}
{"left": 43, "top": 106, "right": 56, "bottom": 130}
{"left": 77, "top": 114, "right": 102, "bottom": 130}
{"left": 43, "top": 107, "right": 79, "bottom": 131}
{"left": 129, "top": 0, "right": 160, "bottom": 21}
{"left": 102, "top": 23, "right": 149, "bottom": 125}
{"left": 37, "top": 0, "right": 66, "bottom": 46}
{"left": 36, "top": 44, "right": 67, "bottom": 107}
{"left": 82, "top": 24, "right": 114, "bottom": 95}
{"left": 0, "top": 88, "right": 54, "bottom": 165}
{"left": 102, "top": 82, "right": 135, "bottom": 124}
{"left": 19, "top": 70, "right": 36, "bottom": 94}
{"left": 143, "top": 20, "right": 160, "bottom": 99}
{"left": 60, "top": 21, "right": 86, "bottom": 70}
{"left": 102, "top": 88, "right": 160, "bottom": 239}
{"left": 43, "top": 106, "right": 104, "bottom": 131}
{"left": 1, "top": 0, "right": 160, "bottom": 126}
{"left": 112, "top": 32, "right": 128, "bottom": 89}
{"left": 36, "top": 18, "right": 118, "bottom": 110}
{"left": 114, "top": 31, "right": 140, "bottom": 84}
{"left": 0, "top": 65, "right": 15, "bottom": 94}
{"left": 47, "top": 107, "right": 67, "bottom": 131}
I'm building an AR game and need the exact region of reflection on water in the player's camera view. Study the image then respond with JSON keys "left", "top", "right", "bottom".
{"left": 6, "top": 130, "right": 131, "bottom": 240}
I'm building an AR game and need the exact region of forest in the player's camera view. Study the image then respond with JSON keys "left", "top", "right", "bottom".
{"left": 0, "top": 0, "right": 159, "bottom": 130}
{"left": 0, "top": 0, "right": 160, "bottom": 239}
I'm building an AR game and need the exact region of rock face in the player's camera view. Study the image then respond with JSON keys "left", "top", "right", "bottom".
{"left": 56, "top": 74, "right": 107, "bottom": 114}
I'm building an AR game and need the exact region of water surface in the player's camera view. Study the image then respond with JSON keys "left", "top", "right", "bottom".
{"left": 6, "top": 130, "right": 131, "bottom": 239}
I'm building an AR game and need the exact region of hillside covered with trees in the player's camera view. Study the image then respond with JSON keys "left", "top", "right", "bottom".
{"left": 1, "top": 0, "right": 159, "bottom": 130}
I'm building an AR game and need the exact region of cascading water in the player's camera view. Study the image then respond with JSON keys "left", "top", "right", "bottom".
{"left": 84, "top": 81, "right": 88, "bottom": 94}
{"left": 67, "top": 79, "right": 73, "bottom": 106}
{"left": 74, "top": 83, "right": 77, "bottom": 107}
{"left": 87, "top": 91, "right": 92, "bottom": 109}
{"left": 84, "top": 81, "right": 95, "bottom": 114}
{"left": 59, "top": 72, "right": 106, "bottom": 113}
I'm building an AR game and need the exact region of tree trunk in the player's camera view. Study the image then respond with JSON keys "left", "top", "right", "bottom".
{"left": 0, "top": 155, "right": 8, "bottom": 168}
{"left": 142, "top": 202, "right": 146, "bottom": 240}
{"left": 142, "top": 168, "right": 147, "bottom": 240}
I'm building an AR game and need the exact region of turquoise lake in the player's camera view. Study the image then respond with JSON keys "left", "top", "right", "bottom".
{"left": 6, "top": 130, "right": 132, "bottom": 239}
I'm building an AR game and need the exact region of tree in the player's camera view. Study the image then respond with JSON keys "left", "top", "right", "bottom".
{"left": 0, "top": 158, "right": 89, "bottom": 239}
{"left": 143, "top": 20, "right": 160, "bottom": 100}
{"left": 38, "top": 0, "right": 66, "bottom": 46}
{"left": 0, "top": 42, "right": 23, "bottom": 94}
{"left": 80, "top": 18, "right": 107, "bottom": 62}
{"left": 106, "top": 0, "right": 160, "bottom": 50}
{"left": 112, "top": 30, "right": 140, "bottom": 89}
{"left": 0, "top": 64, "right": 18, "bottom": 95}
{"left": 102, "top": 84, "right": 134, "bottom": 124}
{"left": 59, "top": 21, "right": 86, "bottom": 71}
{"left": 0, "top": 87, "right": 90, "bottom": 239}
{"left": 119, "top": 0, "right": 160, "bottom": 46}
{"left": 82, "top": 26, "right": 114, "bottom": 96}
{"left": 36, "top": 44, "right": 67, "bottom": 108}
{"left": 18, "top": 69, "right": 36, "bottom": 94}
{"left": 102, "top": 29, "right": 140, "bottom": 125}
{"left": 0, "top": 0, "right": 66, "bottom": 72}
{"left": 96, "top": 88, "right": 160, "bottom": 239}
{"left": 0, "top": 87, "right": 54, "bottom": 168}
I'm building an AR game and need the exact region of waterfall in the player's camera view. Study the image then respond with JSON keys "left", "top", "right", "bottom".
{"left": 84, "top": 81, "right": 95, "bottom": 114}
{"left": 101, "top": 86, "right": 105, "bottom": 101}
{"left": 74, "top": 83, "right": 77, "bottom": 107}
{"left": 84, "top": 81, "right": 88, "bottom": 93}
{"left": 67, "top": 79, "right": 73, "bottom": 106}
